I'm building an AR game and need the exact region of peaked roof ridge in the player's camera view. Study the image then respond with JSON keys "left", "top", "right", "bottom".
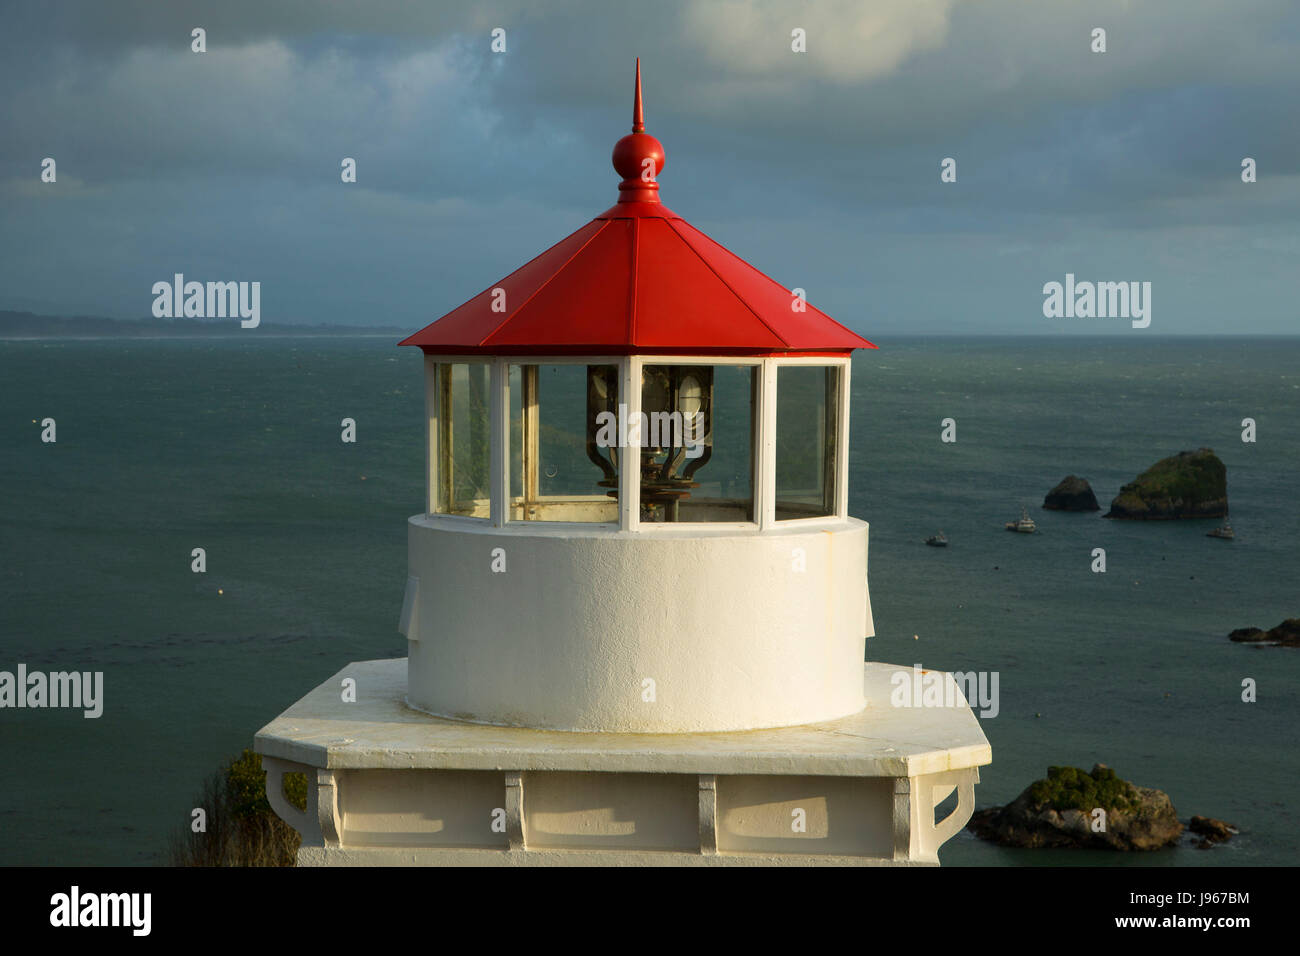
{"left": 671, "top": 218, "right": 876, "bottom": 350}
{"left": 663, "top": 217, "right": 791, "bottom": 349}
{"left": 627, "top": 216, "right": 640, "bottom": 344}
{"left": 398, "top": 217, "right": 605, "bottom": 348}
{"left": 485, "top": 219, "right": 612, "bottom": 346}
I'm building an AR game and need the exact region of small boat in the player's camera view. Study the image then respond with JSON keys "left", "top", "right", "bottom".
{"left": 1005, "top": 507, "right": 1036, "bottom": 533}
{"left": 925, "top": 531, "right": 948, "bottom": 547}
{"left": 1207, "top": 522, "right": 1234, "bottom": 540}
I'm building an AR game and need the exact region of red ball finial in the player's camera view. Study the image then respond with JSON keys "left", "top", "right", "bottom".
{"left": 612, "top": 58, "right": 664, "bottom": 203}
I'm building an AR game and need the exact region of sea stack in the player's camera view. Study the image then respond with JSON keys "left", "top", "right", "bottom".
{"left": 1042, "top": 475, "right": 1100, "bottom": 511}
{"left": 1229, "top": 618, "right": 1300, "bottom": 647}
{"left": 1104, "top": 448, "right": 1228, "bottom": 519}
{"left": 968, "top": 764, "right": 1184, "bottom": 850}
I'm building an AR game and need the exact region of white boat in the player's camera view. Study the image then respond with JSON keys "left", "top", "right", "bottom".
{"left": 1005, "top": 507, "right": 1036, "bottom": 533}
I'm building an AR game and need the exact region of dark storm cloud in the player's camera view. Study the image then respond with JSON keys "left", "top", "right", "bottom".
{"left": 1, "top": 0, "right": 1297, "bottom": 332}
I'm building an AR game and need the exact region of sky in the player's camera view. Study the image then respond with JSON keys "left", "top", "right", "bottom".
{"left": 2, "top": 0, "right": 1298, "bottom": 335}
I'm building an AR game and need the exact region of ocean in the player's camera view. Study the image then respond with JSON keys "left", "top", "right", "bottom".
{"left": 1, "top": 335, "right": 1297, "bottom": 866}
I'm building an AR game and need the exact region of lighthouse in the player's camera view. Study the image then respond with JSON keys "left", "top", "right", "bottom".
{"left": 256, "top": 62, "right": 990, "bottom": 865}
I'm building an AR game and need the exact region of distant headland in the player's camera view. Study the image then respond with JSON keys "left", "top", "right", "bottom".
{"left": 0, "top": 310, "right": 408, "bottom": 339}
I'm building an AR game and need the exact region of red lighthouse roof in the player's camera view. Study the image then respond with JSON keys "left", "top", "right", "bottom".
{"left": 400, "top": 61, "right": 876, "bottom": 356}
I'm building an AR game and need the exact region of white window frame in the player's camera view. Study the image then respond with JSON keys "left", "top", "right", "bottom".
{"left": 768, "top": 356, "right": 851, "bottom": 528}
{"left": 630, "top": 354, "right": 763, "bottom": 535}
{"left": 501, "top": 355, "right": 626, "bottom": 531}
{"left": 424, "top": 355, "right": 495, "bottom": 523}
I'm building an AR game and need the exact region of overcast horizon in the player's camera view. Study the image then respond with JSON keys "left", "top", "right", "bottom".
{"left": 3, "top": 0, "right": 1298, "bottom": 336}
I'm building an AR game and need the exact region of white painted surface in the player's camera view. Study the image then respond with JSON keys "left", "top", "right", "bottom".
{"left": 397, "top": 575, "right": 418, "bottom": 638}
{"left": 715, "top": 774, "right": 893, "bottom": 857}
{"left": 254, "top": 659, "right": 990, "bottom": 866}
{"left": 255, "top": 659, "right": 989, "bottom": 777}
{"left": 293, "top": 846, "right": 938, "bottom": 867}
{"left": 404, "top": 516, "right": 874, "bottom": 732}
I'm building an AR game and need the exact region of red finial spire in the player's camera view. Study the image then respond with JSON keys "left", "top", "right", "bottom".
{"left": 632, "top": 57, "right": 644, "bottom": 133}
{"left": 611, "top": 59, "right": 665, "bottom": 203}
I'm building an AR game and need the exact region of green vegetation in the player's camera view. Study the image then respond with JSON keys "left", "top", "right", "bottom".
{"left": 226, "top": 748, "right": 307, "bottom": 817}
{"left": 1112, "top": 448, "right": 1226, "bottom": 510}
{"left": 1025, "top": 764, "right": 1141, "bottom": 813}
{"left": 167, "top": 749, "right": 306, "bottom": 866}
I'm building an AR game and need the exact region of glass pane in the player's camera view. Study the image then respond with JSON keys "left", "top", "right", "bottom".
{"left": 639, "top": 364, "right": 755, "bottom": 523}
{"left": 510, "top": 364, "right": 618, "bottom": 522}
{"left": 775, "top": 365, "right": 838, "bottom": 520}
{"left": 434, "top": 363, "right": 491, "bottom": 518}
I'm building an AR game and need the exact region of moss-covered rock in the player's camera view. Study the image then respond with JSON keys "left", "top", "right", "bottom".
{"left": 1104, "top": 448, "right": 1227, "bottom": 519}
{"left": 1024, "top": 764, "right": 1141, "bottom": 813}
{"left": 968, "top": 764, "right": 1184, "bottom": 850}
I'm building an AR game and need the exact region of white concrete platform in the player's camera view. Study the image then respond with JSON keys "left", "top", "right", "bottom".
{"left": 255, "top": 659, "right": 991, "bottom": 866}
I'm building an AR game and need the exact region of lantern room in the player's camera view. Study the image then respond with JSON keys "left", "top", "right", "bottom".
{"left": 409, "top": 346, "right": 858, "bottom": 528}
{"left": 397, "top": 61, "right": 879, "bottom": 734}
{"left": 401, "top": 62, "right": 873, "bottom": 531}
